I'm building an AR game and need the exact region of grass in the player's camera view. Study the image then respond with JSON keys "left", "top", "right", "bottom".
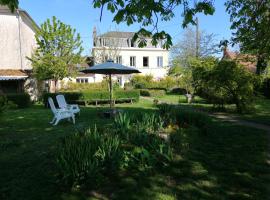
{"left": 240, "top": 97, "right": 270, "bottom": 125}
{"left": 158, "top": 94, "right": 270, "bottom": 126}
{"left": 0, "top": 99, "right": 269, "bottom": 200}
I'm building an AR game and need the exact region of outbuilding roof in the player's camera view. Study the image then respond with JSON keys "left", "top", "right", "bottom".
{"left": 222, "top": 48, "right": 257, "bottom": 73}
{"left": 0, "top": 70, "right": 28, "bottom": 80}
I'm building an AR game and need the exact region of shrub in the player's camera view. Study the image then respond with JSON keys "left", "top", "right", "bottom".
{"left": 139, "top": 89, "right": 165, "bottom": 97}
{"left": 42, "top": 92, "right": 82, "bottom": 107}
{"left": 157, "top": 103, "right": 175, "bottom": 125}
{"left": 193, "top": 60, "right": 258, "bottom": 113}
{"left": 114, "top": 112, "right": 132, "bottom": 140}
{"left": 262, "top": 78, "right": 270, "bottom": 98}
{"left": 61, "top": 81, "right": 108, "bottom": 91}
{"left": 6, "top": 93, "right": 31, "bottom": 108}
{"left": 175, "top": 109, "right": 212, "bottom": 134}
{"left": 169, "top": 87, "right": 186, "bottom": 95}
{"left": 56, "top": 127, "right": 122, "bottom": 188}
{"left": 0, "top": 93, "right": 8, "bottom": 113}
{"left": 43, "top": 90, "right": 139, "bottom": 106}
{"left": 114, "top": 90, "right": 140, "bottom": 102}
{"left": 131, "top": 74, "right": 154, "bottom": 89}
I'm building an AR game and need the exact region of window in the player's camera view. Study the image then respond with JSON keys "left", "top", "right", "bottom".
{"left": 157, "top": 56, "right": 163, "bottom": 67}
{"left": 130, "top": 56, "right": 136, "bottom": 67}
{"left": 76, "top": 78, "right": 88, "bottom": 84}
{"left": 131, "top": 39, "right": 135, "bottom": 47}
{"left": 143, "top": 57, "right": 149, "bottom": 67}
{"left": 116, "top": 56, "right": 122, "bottom": 64}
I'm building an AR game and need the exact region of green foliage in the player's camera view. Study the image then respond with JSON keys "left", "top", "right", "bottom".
{"left": 175, "top": 109, "right": 212, "bottom": 131}
{"left": 0, "top": 0, "right": 18, "bottom": 12}
{"left": 56, "top": 127, "right": 122, "bottom": 188}
{"left": 93, "top": 0, "right": 214, "bottom": 49}
{"left": 131, "top": 74, "right": 154, "bottom": 89}
{"left": 194, "top": 60, "right": 258, "bottom": 113}
{"left": 0, "top": 93, "right": 8, "bottom": 113}
{"left": 29, "top": 16, "right": 83, "bottom": 91}
{"left": 139, "top": 89, "right": 165, "bottom": 97}
{"left": 157, "top": 103, "right": 175, "bottom": 126}
{"left": 113, "top": 112, "right": 172, "bottom": 171}
{"left": 6, "top": 93, "right": 31, "bottom": 108}
{"left": 225, "top": 0, "right": 270, "bottom": 74}
{"left": 42, "top": 92, "right": 82, "bottom": 107}
{"left": 114, "top": 112, "right": 131, "bottom": 140}
{"left": 42, "top": 90, "right": 139, "bottom": 106}
{"left": 131, "top": 75, "right": 177, "bottom": 91}
{"left": 61, "top": 80, "right": 108, "bottom": 92}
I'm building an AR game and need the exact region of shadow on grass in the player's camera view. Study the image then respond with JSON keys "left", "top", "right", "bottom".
{"left": 0, "top": 105, "right": 269, "bottom": 200}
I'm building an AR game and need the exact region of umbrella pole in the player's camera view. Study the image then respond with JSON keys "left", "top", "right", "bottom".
{"left": 109, "top": 74, "right": 113, "bottom": 108}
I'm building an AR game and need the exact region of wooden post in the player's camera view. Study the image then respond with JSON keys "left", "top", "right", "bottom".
{"left": 195, "top": 17, "right": 200, "bottom": 58}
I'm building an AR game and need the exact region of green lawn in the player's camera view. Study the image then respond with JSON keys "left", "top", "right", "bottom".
{"left": 240, "top": 97, "right": 270, "bottom": 125}
{"left": 158, "top": 95, "right": 270, "bottom": 126}
{"left": 0, "top": 100, "right": 269, "bottom": 200}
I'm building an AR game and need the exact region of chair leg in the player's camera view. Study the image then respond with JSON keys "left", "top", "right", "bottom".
{"left": 54, "top": 118, "right": 60, "bottom": 126}
{"left": 72, "top": 115, "right": 75, "bottom": 124}
{"left": 50, "top": 117, "right": 56, "bottom": 124}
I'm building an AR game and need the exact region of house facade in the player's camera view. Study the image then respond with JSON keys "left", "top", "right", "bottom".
{"left": 91, "top": 30, "right": 169, "bottom": 86}
{"left": 0, "top": 6, "right": 38, "bottom": 99}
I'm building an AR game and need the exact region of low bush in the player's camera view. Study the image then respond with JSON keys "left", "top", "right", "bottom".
{"left": 42, "top": 92, "right": 82, "bottom": 107}
{"left": 56, "top": 127, "right": 122, "bottom": 188}
{"left": 60, "top": 81, "right": 108, "bottom": 91}
{"left": 139, "top": 89, "right": 166, "bottom": 97}
{"left": 0, "top": 93, "right": 8, "bottom": 113}
{"left": 169, "top": 88, "right": 186, "bottom": 95}
{"left": 262, "top": 78, "right": 270, "bottom": 98}
{"left": 175, "top": 109, "right": 212, "bottom": 134}
{"left": 6, "top": 93, "right": 31, "bottom": 108}
{"left": 157, "top": 103, "right": 175, "bottom": 125}
{"left": 43, "top": 90, "right": 139, "bottom": 106}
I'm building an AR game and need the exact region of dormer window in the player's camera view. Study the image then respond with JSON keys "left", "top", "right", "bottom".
{"left": 131, "top": 39, "right": 135, "bottom": 47}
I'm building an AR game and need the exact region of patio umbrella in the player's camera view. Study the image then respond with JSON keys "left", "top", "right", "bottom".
{"left": 81, "top": 59, "right": 141, "bottom": 108}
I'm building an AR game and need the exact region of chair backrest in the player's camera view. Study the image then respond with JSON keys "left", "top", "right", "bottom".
{"left": 48, "top": 97, "right": 57, "bottom": 114}
{"left": 56, "top": 94, "right": 67, "bottom": 109}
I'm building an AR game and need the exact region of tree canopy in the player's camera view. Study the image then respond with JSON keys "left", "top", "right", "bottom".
{"left": 93, "top": 0, "right": 215, "bottom": 49}
{"left": 0, "top": 0, "right": 18, "bottom": 11}
{"left": 225, "top": 0, "right": 270, "bottom": 74}
{"left": 29, "top": 16, "right": 83, "bottom": 92}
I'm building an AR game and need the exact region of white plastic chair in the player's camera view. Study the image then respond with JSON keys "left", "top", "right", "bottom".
{"left": 48, "top": 97, "right": 75, "bottom": 126}
{"left": 56, "top": 94, "right": 80, "bottom": 115}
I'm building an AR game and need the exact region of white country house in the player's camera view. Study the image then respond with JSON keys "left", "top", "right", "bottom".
{"left": 90, "top": 29, "right": 169, "bottom": 86}
{"left": 0, "top": 6, "right": 39, "bottom": 99}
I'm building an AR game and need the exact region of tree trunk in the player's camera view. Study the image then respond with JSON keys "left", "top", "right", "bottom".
{"left": 54, "top": 80, "right": 58, "bottom": 93}
{"left": 256, "top": 55, "right": 267, "bottom": 75}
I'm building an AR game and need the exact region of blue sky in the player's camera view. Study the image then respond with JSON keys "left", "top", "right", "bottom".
{"left": 20, "top": 0, "right": 233, "bottom": 56}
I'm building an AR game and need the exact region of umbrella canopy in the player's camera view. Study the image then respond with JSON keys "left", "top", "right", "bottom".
{"left": 80, "top": 60, "right": 141, "bottom": 108}
{"left": 81, "top": 59, "right": 141, "bottom": 74}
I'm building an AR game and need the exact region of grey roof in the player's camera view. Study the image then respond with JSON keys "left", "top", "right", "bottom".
{"left": 99, "top": 31, "right": 135, "bottom": 39}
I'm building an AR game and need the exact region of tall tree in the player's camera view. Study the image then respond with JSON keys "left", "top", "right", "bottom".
{"left": 171, "top": 27, "right": 219, "bottom": 67}
{"left": 225, "top": 0, "right": 270, "bottom": 74}
{"left": 29, "top": 16, "right": 83, "bottom": 92}
{"left": 2, "top": 0, "right": 215, "bottom": 49}
{"left": 93, "top": 0, "right": 215, "bottom": 49}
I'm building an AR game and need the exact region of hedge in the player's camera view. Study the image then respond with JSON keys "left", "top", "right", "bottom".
{"left": 139, "top": 89, "right": 166, "bottom": 97}
{"left": 43, "top": 90, "right": 140, "bottom": 107}
{"left": 6, "top": 93, "right": 31, "bottom": 108}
